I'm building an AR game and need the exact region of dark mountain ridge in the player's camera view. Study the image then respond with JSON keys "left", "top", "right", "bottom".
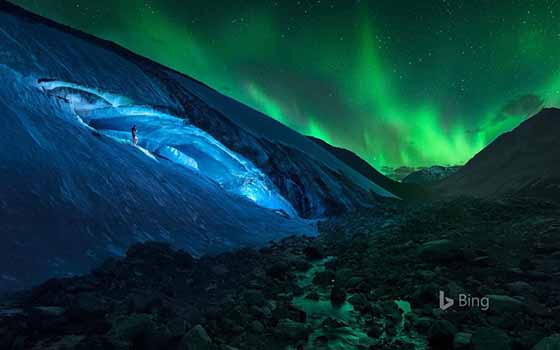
{"left": 307, "top": 136, "right": 430, "bottom": 200}
{"left": 438, "top": 107, "right": 560, "bottom": 200}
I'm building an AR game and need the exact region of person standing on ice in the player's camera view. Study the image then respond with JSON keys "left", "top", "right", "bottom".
{"left": 131, "top": 125, "right": 138, "bottom": 145}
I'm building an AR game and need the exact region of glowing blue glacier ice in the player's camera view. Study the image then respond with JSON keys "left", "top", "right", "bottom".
{"left": 38, "top": 80, "right": 297, "bottom": 216}
{"left": 37, "top": 79, "right": 133, "bottom": 107}
{"left": 156, "top": 146, "right": 199, "bottom": 170}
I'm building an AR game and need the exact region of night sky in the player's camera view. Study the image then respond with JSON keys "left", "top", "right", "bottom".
{"left": 12, "top": 0, "right": 560, "bottom": 169}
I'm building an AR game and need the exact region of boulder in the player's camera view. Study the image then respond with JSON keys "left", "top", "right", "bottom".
{"left": 303, "top": 246, "right": 324, "bottom": 260}
{"left": 110, "top": 313, "right": 155, "bottom": 340}
{"left": 412, "top": 316, "right": 433, "bottom": 332}
{"left": 330, "top": 286, "right": 346, "bottom": 306}
{"left": 321, "top": 317, "right": 348, "bottom": 329}
{"left": 487, "top": 294, "right": 524, "bottom": 314}
{"left": 380, "top": 301, "right": 402, "bottom": 326}
{"left": 250, "top": 320, "right": 265, "bottom": 334}
{"left": 249, "top": 305, "right": 272, "bottom": 319}
{"left": 506, "top": 281, "right": 532, "bottom": 294}
{"left": 417, "top": 239, "right": 464, "bottom": 262}
{"left": 288, "top": 257, "right": 312, "bottom": 272}
{"left": 517, "top": 331, "right": 548, "bottom": 349}
{"left": 312, "top": 271, "right": 335, "bottom": 286}
{"left": 334, "top": 268, "right": 353, "bottom": 286}
{"left": 367, "top": 323, "right": 383, "bottom": 338}
{"left": 347, "top": 293, "right": 370, "bottom": 312}
{"left": 304, "top": 291, "right": 320, "bottom": 301}
{"left": 243, "top": 290, "right": 266, "bottom": 307}
{"left": 453, "top": 332, "right": 472, "bottom": 349}
{"left": 34, "top": 306, "right": 66, "bottom": 317}
{"left": 128, "top": 293, "right": 163, "bottom": 313}
{"left": 67, "top": 293, "right": 110, "bottom": 320}
{"left": 266, "top": 261, "right": 291, "bottom": 279}
{"left": 273, "top": 319, "right": 311, "bottom": 341}
{"left": 410, "top": 282, "right": 439, "bottom": 305}
{"left": 272, "top": 304, "right": 307, "bottom": 323}
{"left": 344, "top": 276, "right": 364, "bottom": 289}
{"left": 532, "top": 335, "right": 560, "bottom": 350}
{"left": 126, "top": 241, "right": 172, "bottom": 260}
{"left": 471, "top": 327, "right": 511, "bottom": 350}
{"left": 181, "top": 325, "right": 212, "bottom": 350}
{"left": 174, "top": 249, "right": 195, "bottom": 269}
{"left": 427, "top": 320, "right": 457, "bottom": 350}
{"left": 167, "top": 318, "right": 187, "bottom": 339}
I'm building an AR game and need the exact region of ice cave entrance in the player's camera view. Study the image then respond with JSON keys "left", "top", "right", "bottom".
{"left": 38, "top": 79, "right": 297, "bottom": 217}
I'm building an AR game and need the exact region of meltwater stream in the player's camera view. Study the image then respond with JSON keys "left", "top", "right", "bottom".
{"left": 38, "top": 79, "right": 297, "bottom": 217}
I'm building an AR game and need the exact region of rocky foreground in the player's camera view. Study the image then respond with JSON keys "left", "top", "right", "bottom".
{"left": 1, "top": 197, "right": 560, "bottom": 350}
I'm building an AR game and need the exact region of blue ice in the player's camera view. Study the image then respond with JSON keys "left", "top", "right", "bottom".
{"left": 38, "top": 80, "right": 297, "bottom": 216}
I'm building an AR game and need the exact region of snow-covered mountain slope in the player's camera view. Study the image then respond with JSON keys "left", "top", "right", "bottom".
{"left": 402, "top": 165, "right": 462, "bottom": 185}
{"left": 0, "top": 2, "right": 395, "bottom": 291}
{"left": 0, "top": 64, "right": 316, "bottom": 292}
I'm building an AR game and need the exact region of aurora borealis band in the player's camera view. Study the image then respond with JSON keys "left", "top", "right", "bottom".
{"left": 12, "top": 0, "right": 560, "bottom": 169}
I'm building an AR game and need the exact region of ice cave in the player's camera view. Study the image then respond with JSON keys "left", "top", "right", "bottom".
{"left": 38, "top": 79, "right": 297, "bottom": 217}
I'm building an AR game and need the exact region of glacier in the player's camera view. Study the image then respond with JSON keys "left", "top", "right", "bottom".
{"left": 0, "top": 63, "right": 315, "bottom": 292}
{"left": 0, "top": 2, "right": 395, "bottom": 292}
{"left": 39, "top": 79, "right": 298, "bottom": 216}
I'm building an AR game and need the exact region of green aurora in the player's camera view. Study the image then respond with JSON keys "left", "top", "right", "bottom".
{"left": 12, "top": 0, "right": 560, "bottom": 169}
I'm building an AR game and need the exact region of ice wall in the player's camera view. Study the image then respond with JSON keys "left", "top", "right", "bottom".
{"left": 40, "top": 81, "right": 297, "bottom": 216}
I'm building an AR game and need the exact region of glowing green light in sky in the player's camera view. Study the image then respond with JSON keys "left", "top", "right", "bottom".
{"left": 12, "top": 0, "right": 560, "bottom": 169}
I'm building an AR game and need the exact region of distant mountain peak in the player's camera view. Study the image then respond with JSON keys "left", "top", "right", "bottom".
{"left": 402, "top": 165, "right": 462, "bottom": 185}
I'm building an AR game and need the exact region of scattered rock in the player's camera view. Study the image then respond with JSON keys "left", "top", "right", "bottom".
{"left": 4, "top": 197, "right": 560, "bottom": 350}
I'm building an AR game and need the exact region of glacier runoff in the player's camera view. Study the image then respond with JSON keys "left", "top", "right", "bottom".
{"left": 0, "top": 65, "right": 314, "bottom": 292}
